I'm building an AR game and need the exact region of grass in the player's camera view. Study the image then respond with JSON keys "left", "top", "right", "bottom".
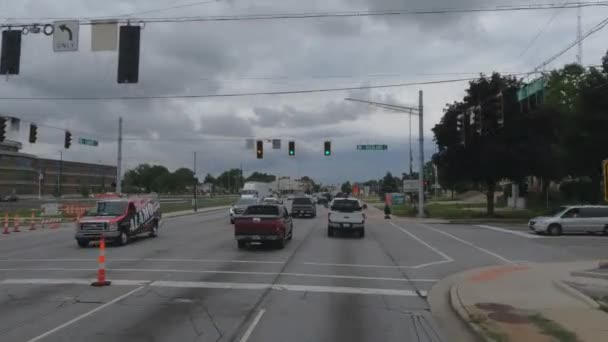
{"left": 527, "top": 314, "right": 580, "bottom": 342}
{"left": 160, "top": 196, "right": 237, "bottom": 213}
{"left": 378, "top": 201, "right": 546, "bottom": 221}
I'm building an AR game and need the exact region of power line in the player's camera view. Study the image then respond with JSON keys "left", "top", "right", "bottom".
{"left": 0, "top": 74, "right": 538, "bottom": 101}
{"left": 109, "top": 0, "right": 221, "bottom": 18}
{"left": 517, "top": 1, "right": 570, "bottom": 59}
{"left": 3, "top": 2, "right": 608, "bottom": 26}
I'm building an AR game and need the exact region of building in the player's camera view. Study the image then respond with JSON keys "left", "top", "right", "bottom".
{"left": 0, "top": 140, "right": 116, "bottom": 197}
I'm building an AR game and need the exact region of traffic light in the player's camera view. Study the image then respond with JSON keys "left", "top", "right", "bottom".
{"left": 0, "top": 30, "right": 22, "bottom": 75}
{"left": 256, "top": 140, "right": 263, "bottom": 159}
{"left": 496, "top": 92, "right": 504, "bottom": 127}
{"left": 64, "top": 131, "right": 72, "bottom": 149}
{"left": 117, "top": 26, "right": 141, "bottom": 84}
{"left": 324, "top": 141, "right": 331, "bottom": 156}
{"left": 29, "top": 124, "right": 37, "bottom": 143}
{"left": 0, "top": 117, "right": 6, "bottom": 142}
{"left": 288, "top": 141, "right": 295, "bottom": 156}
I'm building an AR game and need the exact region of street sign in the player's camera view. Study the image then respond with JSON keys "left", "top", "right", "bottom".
{"left": 356, "top": 144, "right": 388, "bottom": 151}
{"left": 78, "top": 138, "right": 98, "bottom": 146}
{"left": 53, "top": 21, "right": 79, "bottom": 52}
{"left": 272, "top": 139, "right": 281, "bottom": 150}
{"left": 603, "top": 160, "right": 608, "bottom": 202}
{"left": 403, "top": 180, "right": 420, "bottom": 193}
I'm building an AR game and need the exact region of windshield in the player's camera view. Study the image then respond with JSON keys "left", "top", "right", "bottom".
{"left": 331, "top": 200, "right": 361, "bottom": 212}
{"left": 235, "top": 198, "right": 257, "bottom": 206}
{"left": 244, "top": 205, "right": 279, "bottom": 216}
{"left": 293, "top": 198, "right": 312, "bottom": 205}
{"left": 95, "top": 201, "right": 128, "bottom": 216}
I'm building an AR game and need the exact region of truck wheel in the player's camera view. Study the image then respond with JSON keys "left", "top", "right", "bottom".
{"left": 237, "top": 241, "right": 246, "bottom": 249}
{"left": 149, "top": 222, "right": 159, "bottom": 238}
{"left": 327, "top": 227, "right": 334, "bottom": 237}
{"left": 77, "top": 239, "right": 89, "bottom": 248}
{"left": 117, "top": 231, "right": 129, "bottom": 246}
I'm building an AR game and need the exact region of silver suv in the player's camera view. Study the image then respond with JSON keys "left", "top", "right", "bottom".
{"left": 528, "top": 205, "right": 608, "bottom": 235}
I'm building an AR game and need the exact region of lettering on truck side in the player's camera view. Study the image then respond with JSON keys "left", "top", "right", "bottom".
{"left": 130, "top": 201, "right": 160, "bottom": 232}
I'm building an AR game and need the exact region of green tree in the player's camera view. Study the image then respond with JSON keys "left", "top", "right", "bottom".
{"left": 380, "top": 172, "right": 399, "bottom": 196}
{"left": 341, "top": 181, "right": 352, "bottom": 193}
{"left": 246, "top": 172, "right": 276, "bottom": 182}
{"left": 203, "top": 173, "right": 216, "bottom": 185}
{"left": 217, "top": 169, "right": 244, "bottom": 193}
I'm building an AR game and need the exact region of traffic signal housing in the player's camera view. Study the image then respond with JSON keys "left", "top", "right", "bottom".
{"left": 324, "top": 141, "right": 331, "bottom": 156}
{"left": 64, "top": 131, "right": 72, "bottom": 149}
{"left": 117, "top": 26, "right": 141, "bottom": 84}
{"left": 0, "top": 30, "right": 22, "bottom": 75}
{"left": 288, "top": 141, "right": 295, "bottom": 156}
{"left": 29, "top": 124, "right": 37, "bottom": 143}
{"left": 0, "top": 117, "right": 6, "bottom": 142}
{"left": 256, "top": 140, "right": 263, "bottom": 159}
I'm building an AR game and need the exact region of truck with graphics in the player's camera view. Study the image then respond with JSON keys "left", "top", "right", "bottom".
{"left": 75, "top": 198, "right": 161, "bottom": 247}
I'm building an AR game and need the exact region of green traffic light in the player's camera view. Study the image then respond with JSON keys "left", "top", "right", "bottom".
{"left": 325, "top": 150, "right": 331, "bottom": 156}
{"left": 289, "top": 150, "right": 295, "bottom": 156}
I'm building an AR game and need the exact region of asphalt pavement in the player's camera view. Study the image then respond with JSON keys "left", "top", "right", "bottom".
{"left": 1, "top": 205, "right": 607, "bottom": 342}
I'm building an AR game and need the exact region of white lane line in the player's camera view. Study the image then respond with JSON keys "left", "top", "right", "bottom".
{"left": 0, "top": 258, "right": 286, "bottom": 264}
{"left": 476, "top": 225, "right": 542, "bottom": 239}
{"left": 302, "top": 261, "right": 444, "bottom": 269}
{"left": 418, "top": 223, "right": 514, "bottom": 264}
{"left": 1, "top": 278, "right": 424, "bottom": 297}
{"left": 239, "top": 309, "right": 266, "bottom": 342}
{"left": 1, "top": 278, "right": 149, "bottom": 286}
{"left": 0, "top": 268, "right": 438, "bottom": 282}
{"left": 389, "top": 222, "right": 454, "bottom": 262}
{"left": 26, "top": 286, "right": 144, "bottom": 342}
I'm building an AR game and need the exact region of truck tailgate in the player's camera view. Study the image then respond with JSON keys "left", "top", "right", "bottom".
{"left": 329, "top": 211, "right": 364, "bottom": 223}
{"left": 234, "top": 217, "right": 279, "bottom": 235}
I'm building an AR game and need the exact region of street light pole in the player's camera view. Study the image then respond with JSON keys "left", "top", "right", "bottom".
{"left": 193, "top": 151, "right": 198, "bottom": 212}
{"left": 345, "top": 93, "right": 426, "bottom": 218}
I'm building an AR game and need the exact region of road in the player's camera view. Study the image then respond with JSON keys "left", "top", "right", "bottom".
{"left": 1, "top": 205, "right": 607, "bottom": 342}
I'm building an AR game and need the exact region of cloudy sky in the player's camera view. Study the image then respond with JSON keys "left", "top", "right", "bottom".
{"left": 1, "top": 0, "right": 607, "bottom": 184}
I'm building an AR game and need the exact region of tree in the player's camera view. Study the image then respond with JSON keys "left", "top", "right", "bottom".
{"left": 341, "top": 181, "right": 352, "bottom": 193}
{"left": 203, "top": 173, "right": 216, "bottom": 185}
{"left": 246, "top": 172, "right": 276, "bottom": 183}
{"left": 380, "top": 172, "right": 399, "bottom": 196}
{"left": 217, "top": 169, "right": 244, "bottom": 193}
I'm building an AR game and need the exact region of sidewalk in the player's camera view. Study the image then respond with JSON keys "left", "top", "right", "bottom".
{"left": 163, "top": 206, "right": 229, "bottom": 218}
{"left": 449, "top": 261, "right": 608, "bottom": 342}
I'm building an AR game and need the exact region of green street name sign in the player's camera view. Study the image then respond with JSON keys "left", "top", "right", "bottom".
{"left": 357, "top": 144, "right": 388, "bottom": 151}
{"left": 78, "top": 138, "right": 99, "bottom": 146}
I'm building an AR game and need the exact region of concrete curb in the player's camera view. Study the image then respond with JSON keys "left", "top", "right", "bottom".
{"left": 553, "top": 280, "right": 600, "bottom": 309}
{"left": 449, "top": 284, "right": 498, "bottom": 342}
{"left": 164, "top": 206, "right": 229, "bottom": 219}
{"left": 571, "top": 270, "right": 608, "bottom": 281}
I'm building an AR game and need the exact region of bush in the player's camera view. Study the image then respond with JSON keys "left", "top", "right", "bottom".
{"left": 560, "top": 179, "right": 596, "bottom": 203}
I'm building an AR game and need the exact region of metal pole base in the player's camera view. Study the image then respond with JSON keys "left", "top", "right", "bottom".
{"left": 91, "top": 281, "right": 111, "bottom": 287}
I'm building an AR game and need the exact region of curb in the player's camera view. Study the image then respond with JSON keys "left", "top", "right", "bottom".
{"left": 449, "top": 284, "right": 498, "bottom": 342}
{"left": 571, "top": 270, "right": 608, "bottom": 281}
{"left": 553, "top": 280, "right": 600, "bottom": 309}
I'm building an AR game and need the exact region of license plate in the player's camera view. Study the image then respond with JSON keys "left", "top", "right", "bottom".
{"left": 251, "top": 235, "right": 262, "bottom": 240}
{"left": 343, "top": 223, "right": 351, "bottom": 228}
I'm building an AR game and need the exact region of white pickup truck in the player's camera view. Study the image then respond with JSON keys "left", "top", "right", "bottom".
{"left": 327, "top": 198, "right": 365, "bottom": 238}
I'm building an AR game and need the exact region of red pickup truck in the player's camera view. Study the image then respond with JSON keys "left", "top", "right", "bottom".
{"left": 234, "top": 204, "right": 293, "bottom": 249}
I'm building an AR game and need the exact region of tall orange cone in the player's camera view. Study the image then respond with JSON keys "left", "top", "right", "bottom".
{"left": 91, "top": 237, "right": 111, "bottom": 287}
{"left": 2, "top": 213, "right": 9, "bottom": 234}
{"left": 29, "top": 212, "right": 36, "bottom": 230}
{"left": 12, "top": 214, "right": 20, "bottom": 232}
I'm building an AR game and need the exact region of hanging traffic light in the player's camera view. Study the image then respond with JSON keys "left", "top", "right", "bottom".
{"left": 288, "top": 141, "right": 295, "bottom": 156}
{"left": 0, "top": 117, "right": 6, "bottom": 142}
{"left": 0, "top": 30, "right": 22, "bottom": 75}
{"left": 29, "top": 124, "right": 37, "bottom": 143}
{"left": 324, "top": 141, "right": 331, "bottom": 156}
{"left": 256, "top": 140, "right": 263, "bottom": 159}
{"left": 64, "top": 131, "right": 72, "bottom": 149}
{"left": 117, "top": 26, "right": 141, "bottom": 84}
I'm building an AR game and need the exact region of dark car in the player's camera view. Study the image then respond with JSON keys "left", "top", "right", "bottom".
{"left": 316, "top": 197, "right": 328, "bottom": 206}
{"left": 234, "top": 204, "right": 293, "bottom": 249}
{"left": 0, "top": 194, "right": 18, "bottom": 202}
{"left": 291, "top": 197, "right": 317, "bottom": 218}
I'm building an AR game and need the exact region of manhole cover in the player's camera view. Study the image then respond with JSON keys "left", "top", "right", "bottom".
{"left": 475, "top": 303, "right": 514, "bottom": 312}
{"left": 488, "top": 312, "right": 529, "bottom": 324}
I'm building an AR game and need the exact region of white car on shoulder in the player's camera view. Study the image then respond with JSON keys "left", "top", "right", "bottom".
{"left": 327, "top": 198, "right": 365, "bottom": 238}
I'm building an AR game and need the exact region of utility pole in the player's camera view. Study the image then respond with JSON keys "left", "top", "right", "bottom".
{"left": 58, "top": 151, "right": 63, "bottom": 197}
{"left": 409, "top": 113, "right": 413, "bottom": 176}
{"left": 116, "top": 117, "right": 123, "bottom": 195}
{"left": 418, "top": 90, "right": 424, "bottom": 218}
{"left": 577, "top": 4, "right": 583, "bottom": 65}
{"left": 193, "top": 152, "right": 197, "bottom": 212}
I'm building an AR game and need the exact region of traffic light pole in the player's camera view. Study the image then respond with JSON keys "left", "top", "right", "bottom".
{"left": 193, "top": 151, "right": 198, "bottom": 212}
{"left": 116, "top": 117, "right": 123, "bottom": 195}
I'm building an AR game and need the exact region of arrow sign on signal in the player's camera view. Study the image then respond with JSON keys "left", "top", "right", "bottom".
{"left": 59, "top": 24, "right": 73, "bottom": 41}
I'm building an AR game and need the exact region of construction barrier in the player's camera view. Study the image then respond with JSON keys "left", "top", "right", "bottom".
{"left": 91, "top": 237, "right": 111, "bottom": 287}
{"left": 12, "top": 214, "right": 20, "bottom": 233}
{"left": 2, "top": 213, "right": 8, "bottom": 235}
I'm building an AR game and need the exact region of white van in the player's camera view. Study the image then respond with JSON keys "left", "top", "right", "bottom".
{"left": 528, "top": 205, "right": 608, "bottom": 235}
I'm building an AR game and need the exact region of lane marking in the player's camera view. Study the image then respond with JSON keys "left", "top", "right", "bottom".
{"left": 1, "top": 278, "right": 425, "bottom": 297}
{"left": 302, "top": 261, "right": 443, "bottom": 269}
{"left": 476, "top": 225, "right": 542, "bottom": 239}
{"left": 239, "top": 309, "right": 266, "bottom": 342}
{"left": 1, "top": 278, "right": 149, "bottom": 286}
{"left": 0, "top": 268, "right": 438, "bottom": 282}
{"left": 26, "top": 286, "right": 144, "bottom": 342}
{"left": 418, "top": 223, "right": 514, "bottom": 264}
{"left": 0, "top": 258, "right": 286, "bottom": 264}
{"left": 389, "top": 222, "right": 454, "bottom": 262}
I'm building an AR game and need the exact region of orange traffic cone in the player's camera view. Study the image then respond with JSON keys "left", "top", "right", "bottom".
{"left": 91, "top": 237, "right": 111, "bottom": 287}
{"left": 29, "top": 212, "right": 36, "bottom": 230}
{"left": 12, "top": 214, "right": 20, "bottom": 232}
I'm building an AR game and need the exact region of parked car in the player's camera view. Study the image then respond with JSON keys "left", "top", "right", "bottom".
{"left": 328, "top": 198, "right": 365, "bottom": 238}
{"left": 234, "top": 204, "right": 293, "bottom": 249}
{"left": 230, "top": 197, "right": 259, "bottom": 224}
{"left": 291, "top": 197, "right": 317, "bottom": 218}
{"left": 528, "top": 205, "right": 608, "bottom": 235}
{"left": 75, "top": 198, "right": 161, "bottom": 247}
